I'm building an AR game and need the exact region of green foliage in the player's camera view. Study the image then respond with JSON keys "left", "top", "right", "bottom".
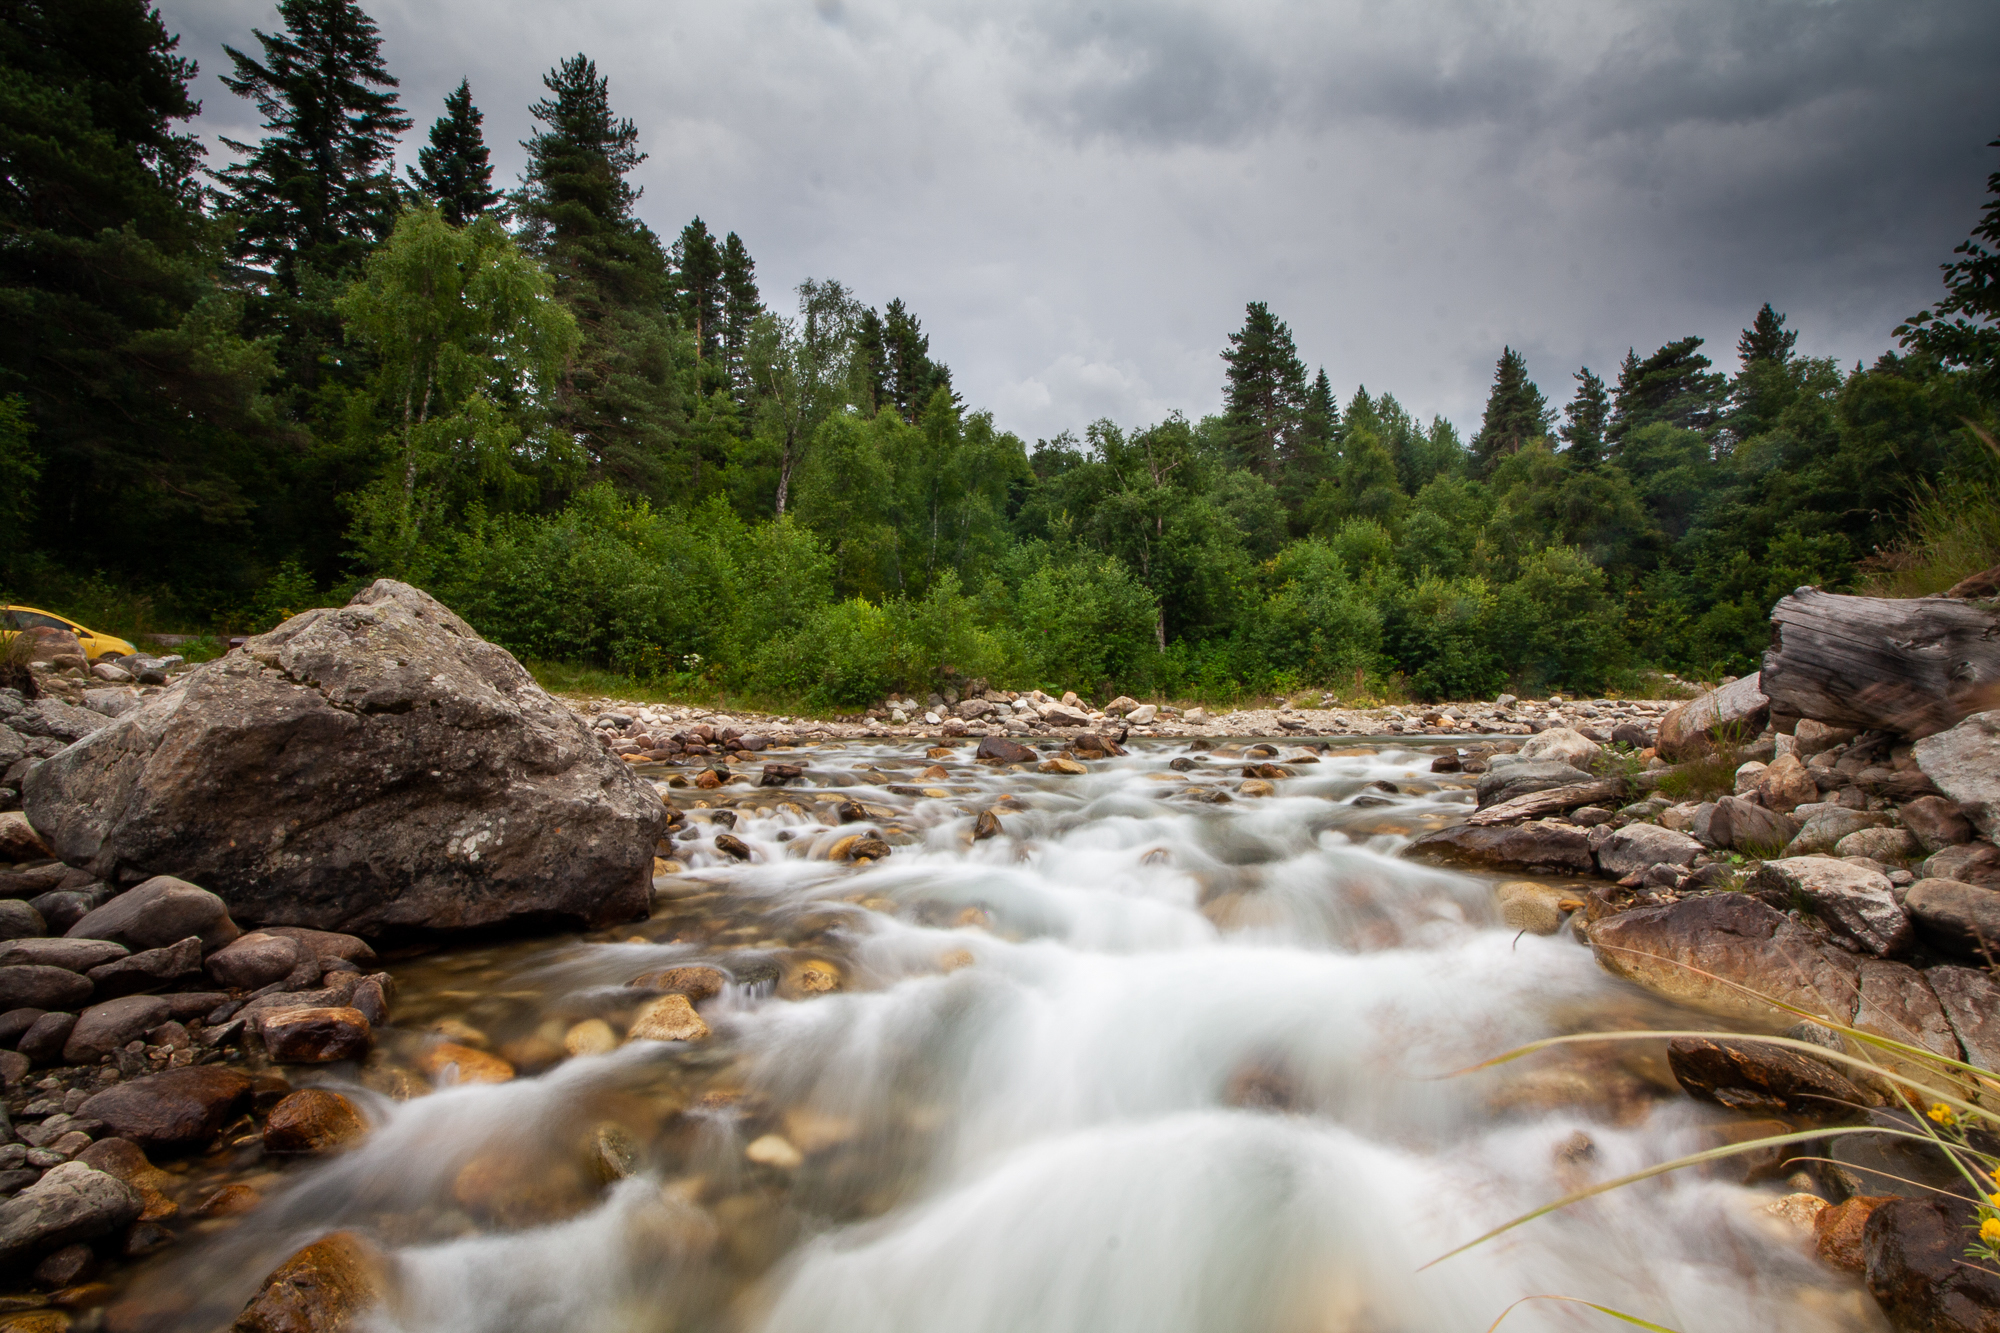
{"left": 408, "top": 80, "right": 500, "bottom": 227}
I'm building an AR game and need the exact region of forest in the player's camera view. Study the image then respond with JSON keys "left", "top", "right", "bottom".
{"left": 3, "top": 0, "right": 1997, "bottom": 708}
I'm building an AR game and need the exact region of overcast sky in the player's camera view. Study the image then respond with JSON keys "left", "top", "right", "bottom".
{"left": 156, "top": 0, "right": 2000, "bottom": 443}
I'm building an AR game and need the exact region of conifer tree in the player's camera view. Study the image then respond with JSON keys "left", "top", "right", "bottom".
{"left": 1606, "top": 336, "right": 1726, "bottom": 446}
{"left": 720, "top": 231, "right": 760, "bottom": 399}
{"left": 853, "top": 307, "right": 888, "bottom": 416}
{"left": 1559, "top": 367, "right": 1610, "bottom": 467}
{"left": 518, "top": 54, "right": 681, "bottom": 496}
{"left": 1898, "top": 131, "right": 2000, "bottom": 391}
{"left": 1470, "top": 347, "right": 1550, "bottom": 475}
{"left": 673, "top": 218, "right": 723, "bottom": 360}
{"left": 882, "top": 299, "right": 952, "bottom": 423}
{"left": 1737, "top": 303, "right": 1797, "bottom": 368}
{"left": 217, "top": 0, "right": 409, "bottom": 291}
{"left": 408, "top": 79, "right": 499, "bottom": 226}
{"left": 1221, "top": 302, "right": 1308, "bottom": 477}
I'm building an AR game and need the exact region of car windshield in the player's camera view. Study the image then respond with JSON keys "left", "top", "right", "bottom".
{"left": 7, "top": 610, "right": 72, "bottom": 631}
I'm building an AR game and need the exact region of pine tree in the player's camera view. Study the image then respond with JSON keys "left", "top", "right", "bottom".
{"left": 1606, "top": 336, "right": 1726, "bottom": 447}
{"left": 720, "top": 231, "right": 760, "bottom": 400}
{"left": 1898, "top": 131, "right": 2000, "bottom": 391}
{"left": 1737, "top": 303, "right": 1797, "bottom": 368}
{"left": 1559, "top": 367, "right": 1610, "bottom": 468}
{"left": 672, "top": 219, "right": 722, "bottom": 361}
{"left": 853, "top": 307, "right": 887, "bottom": 416}
{"left": 1221, "top": 302, "right": 1308, "bottom": 477}
{"left": 408, "top": 79, "right": 498, "bottom": 226}
{"left": 518, "top": 54, "right": 682, "bottom": 496}
{"left": 1286, "top": 366, "right": 1339, "bottom": 514}
{"left": 1470, "top": 347, "right": 1550, "bottom": 475}
{"left": 217, "top": 0, "right": 409, "bottom": 292}
{"left": 882, "top": 299, "right": 951, "bottom": 423}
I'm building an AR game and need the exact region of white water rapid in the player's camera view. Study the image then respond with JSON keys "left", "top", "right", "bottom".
{"left": 119, "top": 739, "right": 1887, "bottom": 1333}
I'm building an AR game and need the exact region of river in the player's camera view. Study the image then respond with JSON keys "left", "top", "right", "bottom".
{"left": 116, "top": 736, "right": 1885, "bottom": 1333}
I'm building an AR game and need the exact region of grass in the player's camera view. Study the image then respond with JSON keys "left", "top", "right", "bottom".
{"left": 1859, "top": 424, "right": 2000, "bottom": 599}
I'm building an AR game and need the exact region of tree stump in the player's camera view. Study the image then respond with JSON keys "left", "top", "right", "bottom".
{"left": 1761, "top": 589, "right": 2000, "bottom": 739}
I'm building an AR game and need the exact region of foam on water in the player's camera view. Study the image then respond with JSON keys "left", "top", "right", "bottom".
{"left": 120, "top": 739, "right": 1885, "bottom": 1333}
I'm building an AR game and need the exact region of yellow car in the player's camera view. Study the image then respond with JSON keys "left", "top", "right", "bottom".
{"left": 1, "top": 606, "right": 138, "bottom": 661}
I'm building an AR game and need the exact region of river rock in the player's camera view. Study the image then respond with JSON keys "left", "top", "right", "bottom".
{"left": 1475, "top": 760, "right": 1592, "bottom": 809}
{"left": 255, "top": 926, "right": 375, "bottom": 968}
{"left": 627, "top": 965, "right": 726, "bottom": 1001}
{"left": 1905, "top": 879, "right": 2000, "bottom": 960}
{"left": 80, "top": 1066, "right": 252, "bottom": 1150}
{"left": 65, "top": 875, "right": 239, "bottom": 954}
{"left": 1864, "top": 1196, "right": 2000, "bottom": 1331}
{"left": 0, "top": 812, "right": 47, "bottom": 862}
{"left": 0, "top": 937, "right": 126, "bottom": 972}
{"left": 626, "top": 993, "right": 709, "bottom": 1043}
{"left": 1588, "top": 893, "right": 1861, "bottom": 1023}
{"left": 1816, "top": 1195, "right": 1895, "bottom": 1273}
{"left": 1834, "top": 826, "right": 1923, "bottom": 863}
{"left": 1752, "top": 856, "right": 1911, "bottom": 955}
{"left": 63, "top": 995, "right": 171, "bottom": 1063}
{"left": 975, "top": 736, "right": 1038, "bottom": 765}
{"left": 1854, "top": 959, "right": 1960, "bottom": 1061}
{"left": 1495, "top": 881, "right": 1573, "bottom": 935}
{"left": 17, "top": 1012, "right": 75, "bottom": 1066}
{"left": 260, "top": 1007, "right": 371, "bottom": 1063}
{"left": 30, "top": 885, "right": 112, "bottom": 934}
{"left": 1923, "top": 841, "right": 2000, "bottom": 889}
{"left": 1128, "top": 704, "right": 1158, "bottom": 724}
{"left": 1657, "top": 674, "right": 1770, "bottom": 760}
{"left": 263, "top": 1089, "right": 367, "bottom": 1154}
{"left": 232, "top": 1230, "right": 389, "bottom": 1333}
{"left": 205, "top": 932, "right": 314, "bottom": 990}
{"left": 23, "top": 581, "right": 666, "bottom": 938}
{"left": 1914, "top": 709, "right": 2000, "bottom": 838}
{"left": 75, "top": 1137, "right": 178, "bottom": 1221}
{"left": 1751, "top": 753, "right": 1819, "bottom": 814}
{"left": 0, "top": 965, "right": 91, "bottom": 1011}
{"left": 417, "top": 1041, "right": 513, "bottom": 1084}
{"left": 1594, "top": 823, "right": 1704, "bottom": 880}
{"left": 1693, "top": 795, "right": 1799, "bottom": 854}
{"left": 0, "top": 1162, "right": 140, "bottom": 1263}
{"left": 1784, "top": 807, "right": 1891, "bottom": 856}
{"left": 7, "top": 696, "right": 108, "bottom": 744}
{"left": 0, "top": 899, "right": 43, "bottom": 940}
{"left": 1517, "top": 727, "right": 1600, "bottom": 768}
{"left": 1405, "top": 821, "right": 1593, "bottom": 874}
{"left": 1666, "top": 1035, "right": 1863, "bottom": 1117}
{"left": 1928, "top": 966, "right": 2000, "bottom": 1074}
{"left": 85, "top": 935, "right": 202, "bottom": 997}
{"left": 973, "top": 809, "right": 1003, "bottom": 841}
{"left": 1902, "top": 796, "right": 1974, "bottom": 853}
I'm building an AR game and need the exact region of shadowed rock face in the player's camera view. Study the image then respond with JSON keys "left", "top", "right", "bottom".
{"left": 22, "top": 581, "right": 664, "bottom": 939}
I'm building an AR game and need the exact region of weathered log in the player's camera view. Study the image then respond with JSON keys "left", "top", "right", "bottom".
{"left": 1463, "top": 777, "right": 1630, "bottom": 827}
{"left": 1944, "top": 563, "right": 2000, "bottom": 601}
{"left": 1762, "top": 589, "right": 2000, "bottom": 740}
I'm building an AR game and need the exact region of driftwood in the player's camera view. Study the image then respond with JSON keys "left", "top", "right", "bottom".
{"left": 1463, "top": 777, "right": 1630, "bottom": 827}
{"left": 1761, "top": 588, "right": 2000, "bottom": 739}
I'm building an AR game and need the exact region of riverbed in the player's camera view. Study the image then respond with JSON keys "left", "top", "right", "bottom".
{"left": 115, "top": 736, "right": 1884, "bottom": 1333}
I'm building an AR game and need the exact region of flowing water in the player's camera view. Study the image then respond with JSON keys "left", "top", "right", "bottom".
{"left": 118, "top": 738, "right": 1886, "bottom": 1333}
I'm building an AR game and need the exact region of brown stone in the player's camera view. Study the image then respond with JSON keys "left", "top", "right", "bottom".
{"left": 974, "top": 736, "right": 1038, "bottom": 765}
{"left": 1405, "top": 820, "right": 1594, "bottom": 874}
{"left": 1657, "top": 674, "right": 1770, "bottom": 760}
{"left": 73, "top": 1138, "right": 177, "bottom": 1221}
{"left": 1903, "top": 795, "right": 1975, "bottom": 853}
{"left": 416, "top": 1041, "right": 513, "bottom": 1085}
{"left": 1753, "top": 753, "right": 1820, "bottom": 814}
{"left": 231, "top": 1230, "right": 387, "bottom": 1333}
{"left": 263, "top": 1090, "right": 367, "bottom": 1155}
{"left": 78, "top": 1067, "right": 252, "bottom": 1151}
{"left": 625, "top": 994, "right": 708, "bottom": 1043}
{"left": 1667, "top": 1034, "right": 1865, "bottom": 1117}
{"left": 973, "top": 809, "right": 1003, "bottom": 841}
{"left": 1587, "top": 893, "right": 1862, "bottom": 1025}
{"left": 626, "top": 965, "right": 726, "bottom": 1001}
{"left": 1863, "top": 1196, "right": 2000, "bottom": 1332}
{"left": 1815, "top": 1194, "right": 1894, "bottom": 1273}
{"left": 260, "top": 1008, "right": 371, "bottom": 1064}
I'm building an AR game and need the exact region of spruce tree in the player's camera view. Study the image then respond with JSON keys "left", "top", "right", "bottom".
{"left": 720, "top": 231, "right": 760, "bottom": 400}
{"left": 1606, "top": 336, "right": 1726, "bottom": 446}
{"left": 673, "top": 219, "right": 723, "bottom": 360}
{"left": 1737, "top": 303, "right": 1797, "bottom": 368}
{"left": 1221, "top": 302, "right": 1308, "bottom": 477}
{"left": 1559, "top": 367, "right": 1610, "bottom": 467}
{"left": 853, "top": 307, "right": 888, "bottom": 416}
{"left": 1898, "top": 131, "right": 2000, "bottom": 391}
{"left": 518, "top": 54, "right": 682, "bottom": 496}
{"left": 408, "top": 79, "right": 499, "bottom": 226}
{"left": 1470, "top": 347, "right": 1550, "bottom": 475}
{"left": 217, "top": 0, "right": 409, "bottom": 291}
{"left": 882, "top": 299, "right": 951, "bottom": 423}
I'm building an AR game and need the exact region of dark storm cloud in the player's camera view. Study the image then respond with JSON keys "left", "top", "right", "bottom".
{"left": 153, "top": 0, "right": 2000, "bottom": 438}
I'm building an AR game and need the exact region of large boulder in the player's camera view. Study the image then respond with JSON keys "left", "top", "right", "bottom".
{"left": 0, "top": 1162, "right": 141, "bottom": 1263}
{"left": 1516, "top": 727, "right": 1600, "bottom": 769}
{"left": 1474, "top": 760, "right": 1592, "bottom": 809}
{"left": 1594, "top": 823, "right": 1704, "bottom": 880}
{"left": 65, "top": 875, "right": 239, "bottom": 954}
{"left": 1923, "top": 841, "right": 2000, "bottom": 890}
{"left": 1905, "top": 879, "right": 2000, "bottom": 960}
{"left": 1404, "top": 820, "right": 1593, "bottom": 874}
{"left": 1657, "top": 673, "right": 1769, "bottom": 761}
{"left": 79, "top": 1066, "right": 252, "bottom": 1151}
{"left": 1692, "top": 795, "right": 1799, "bottom": 854}
{"left": 1863, "top": 1196, "right": 2000, "bottom": 1332}
{"left": 1915, "top": 709, "right": 2000, "bottom": 842}
{"left": 22, "top": 581, "right": 665, "bottom": 938}
{"left": 1752, "top": 856, "right": 1911, "bottom": 956}
{"left": 1588, "top": 893, "right": 1861, "bottom": 1024}
{"left": 1666, "top": 1035, "right": 1863, "bottom": 1117}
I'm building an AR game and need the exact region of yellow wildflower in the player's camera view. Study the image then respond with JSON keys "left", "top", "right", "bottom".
{"left": 1988, "top": 1191, "right": 2000, "bottom": 1210}
{"left": 1982, "top": 1217, "right": 2000, "bottom": 1246}
{"left": 1928, "top": 1102, "right": 1959, "bottom": 1126}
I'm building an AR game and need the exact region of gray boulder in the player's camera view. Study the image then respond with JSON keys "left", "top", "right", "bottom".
{"left": 66, "top": 876, "right": 238, "bottom": 954}
{"left": 1475, "top": 760, "right": 1592, "bottom": 809}
{"left": 1920, "top": 841, "right": 2000, "bottom": 889}
{"left": 1691, "top": 795, "right": 1798, "bottom": 854}
{"left": 1914, "top": 709, "right": 2000, "bottom": 841}
{"left": 1753, "top": 855, "right": 1911, "bottom": 956}
{"left": 1404, "top": 820, "right": 1593, "bottom": 874}
{"left": 4, "top": 697, "right": 109, "bottom": 745}
{"left": 1657, "top": 673, "right": 1769, "bottom": 760}
{"left": 1928, "top": 966, "right": 2000, "bottom": 1073}
{"left": 1595, "top": 823, "right": 1704, "bottom": 880}
{"left": 23, "top": 581, "right": 664, "bottom": 938}
{"left": 1904, "top": 878, "right": 2000, "bottom": 960}
{"left": 1899, "top": 795, "right": 1972, "bottom": 853}
{"left": 0, "top": 1162, "right": 141, "bottom": 1262}
{"left": 1783, "top": 806, "right": 1891, "bottom": 856}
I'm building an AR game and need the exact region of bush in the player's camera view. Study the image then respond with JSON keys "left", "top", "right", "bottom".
{"left": 1491, "top": 545, "right": 1626, "bottom": 693}
{"left": 1385, "top": 573, "right": 1504, "bottom": 701}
